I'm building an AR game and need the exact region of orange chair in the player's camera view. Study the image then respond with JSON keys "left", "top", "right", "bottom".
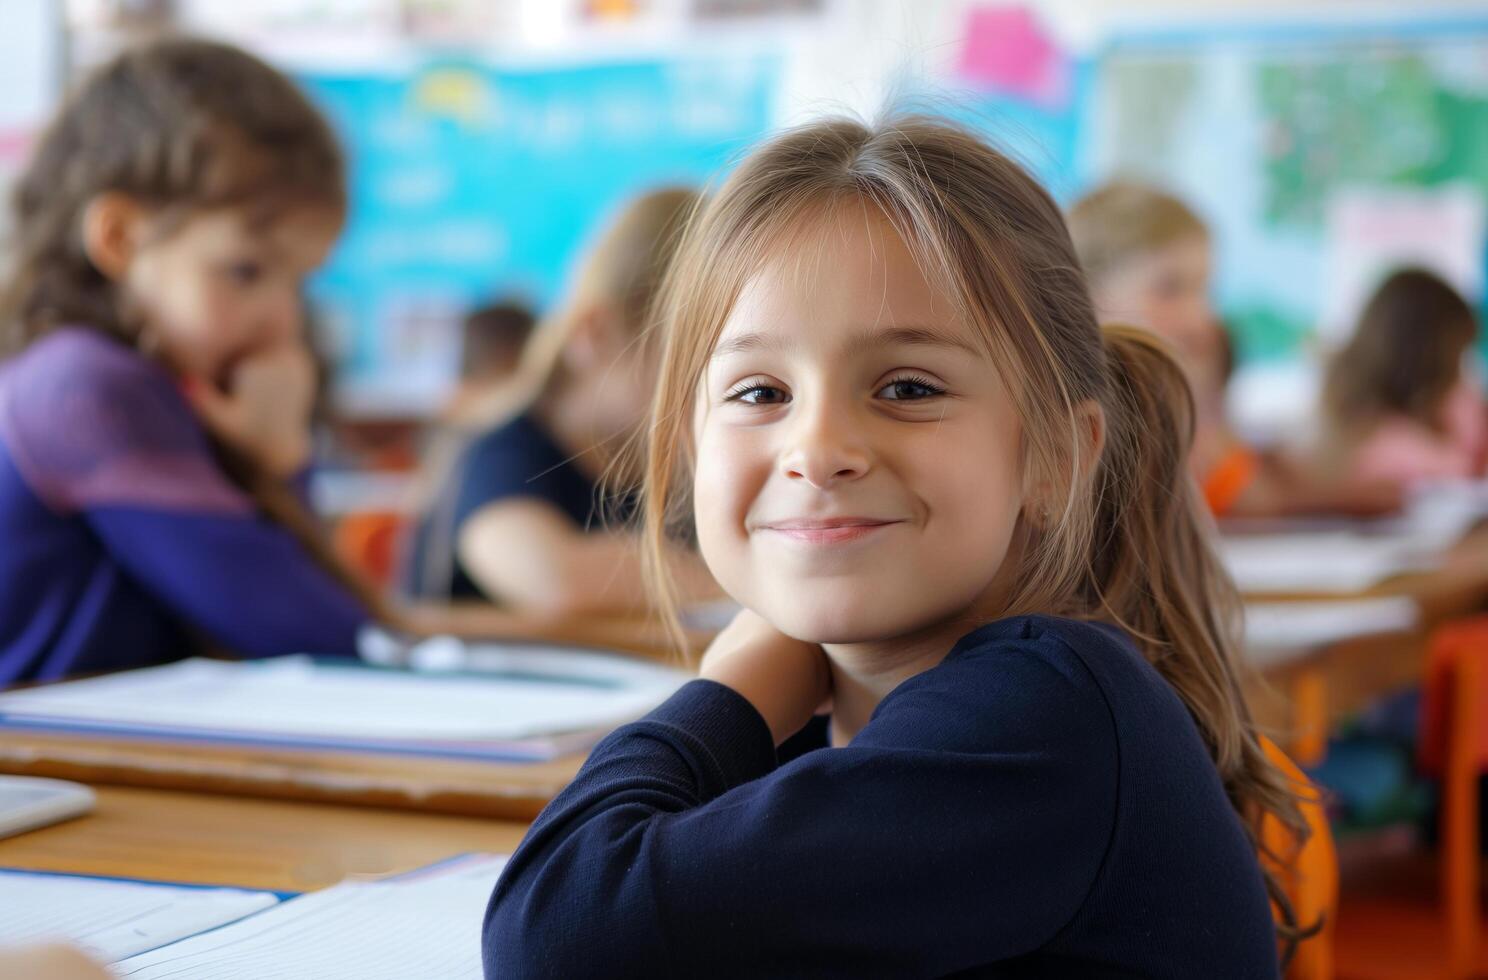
{"left": 1416, "top": 616, "right": 1488, "bottom": 977}
{"left": 332, "top": 511, "right": 407, "bottom": 588}
{"left": 1262, "top": 736, "right": 1339, "bottom": 980}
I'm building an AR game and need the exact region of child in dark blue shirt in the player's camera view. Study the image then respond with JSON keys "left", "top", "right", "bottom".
{"left": 484, "top": 117, "right": 1316, "bottom": 976}
{"left": 408, "top": 189, "right": 719, "bottom": 613}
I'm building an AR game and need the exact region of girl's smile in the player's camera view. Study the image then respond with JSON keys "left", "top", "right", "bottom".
{"left": 754, "top": 516, "right": 905, "bottom": 547}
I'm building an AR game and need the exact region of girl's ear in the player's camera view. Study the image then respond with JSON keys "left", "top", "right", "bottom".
{"left": 81, "top": 192, "right": 147, "bottom": 281}
{"left": 1023, "top": 400, "right": 1107, "bottom": 527}
{"left": 1079, "top": 399, "right": 1107, "bottom": 473}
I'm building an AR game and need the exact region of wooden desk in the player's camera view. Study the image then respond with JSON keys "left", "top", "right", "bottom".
{"left": 0, "top": 732, "right": 583, "bottom": 821}
{"left": 0, "top": 611, "right": 702, "bottom": 819}
{"left": 1244, "top": 530, "right": 1488, "bottom": 754}
{"left": 399, "top": 602, "right": 710, "bottom": 662}
{"left": 4, "top": 535, "right": 1483, "bottom": 820}
{"left": 0, "top": 785, "right": 527, "bottom": 892}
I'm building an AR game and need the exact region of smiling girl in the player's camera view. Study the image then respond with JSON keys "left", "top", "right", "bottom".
{"left": 0, "top": 39, "right": 378, "bottom": 684}
{"left": 483, "top": 117, "right": 1310, "bottom": 978}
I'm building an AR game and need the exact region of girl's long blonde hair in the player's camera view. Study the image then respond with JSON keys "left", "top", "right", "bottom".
{"left": 640, "top": 115, "right": 1314, "bottom": 963}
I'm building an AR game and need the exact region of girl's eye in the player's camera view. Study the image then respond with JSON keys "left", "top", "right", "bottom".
{"left": 877, "top": 376, "right": 945, "bottom": 401}
{"left": 725, "top": 382, "right": 789, "bottom": 405}
{"left": 224, "top": 261, "right": 264, "bottom": 285}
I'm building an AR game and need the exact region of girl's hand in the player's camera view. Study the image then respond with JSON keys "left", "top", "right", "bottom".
{"left": 699, "top": 609, "right": 831, "bottom": 745}
{"left": 0, "top": 944, "right": 114, "bottom": 979}
{"left": 182, "top": 343, "right": 317, "bottom": 477}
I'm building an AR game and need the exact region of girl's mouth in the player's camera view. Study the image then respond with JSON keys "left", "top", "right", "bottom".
{"left": 757, "top": 518, "right": 903, "bottom": 546}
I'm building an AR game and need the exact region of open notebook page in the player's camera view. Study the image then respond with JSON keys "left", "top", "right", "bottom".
{"left": 0, "top": 869, "right": 278, "bottom": 962}
{"left": 114, "top": 854, "right": 507, "bottom": 979}
{"left": 0, "top": 655, "right": 686, "bottom": 741}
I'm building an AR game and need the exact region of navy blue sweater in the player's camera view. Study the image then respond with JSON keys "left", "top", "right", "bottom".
{"left": 483, "top": 615, "right": 1280, "bottom": 978}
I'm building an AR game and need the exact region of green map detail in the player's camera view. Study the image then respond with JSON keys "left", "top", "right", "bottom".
{"left": 1258, "top": 48, "right": 1488, "bottom": 230}
{"left": 1227, "top": 304, "right": 1312, "bottom": 362}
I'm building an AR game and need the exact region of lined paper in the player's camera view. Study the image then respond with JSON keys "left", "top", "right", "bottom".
{"left": 0, "top": 869, "right": 278, "bottom": 962}
{"left": 114, "top": 854, "right": 507, "bottom": 979}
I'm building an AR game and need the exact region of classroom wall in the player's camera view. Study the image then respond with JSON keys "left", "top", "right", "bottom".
{"left": 8, "top": 0, "right": 1488, "bottom": 438}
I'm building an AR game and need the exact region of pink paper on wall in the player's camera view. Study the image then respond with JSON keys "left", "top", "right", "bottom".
{"left": 955, "top": 5, "right": 1069, "bottom": 110}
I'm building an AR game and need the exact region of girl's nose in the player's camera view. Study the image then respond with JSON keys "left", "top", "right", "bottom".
{"left": 779, "top": 401, "right": 871, "bottom": 489}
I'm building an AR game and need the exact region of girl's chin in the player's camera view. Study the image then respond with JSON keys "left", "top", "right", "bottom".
{"left": 762, "top": 606, "right": 913, "bottom": 647}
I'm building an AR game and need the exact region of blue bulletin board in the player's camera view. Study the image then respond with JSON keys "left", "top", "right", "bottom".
{"left": 297, "top": 56, "right": 777, "bottom": 412}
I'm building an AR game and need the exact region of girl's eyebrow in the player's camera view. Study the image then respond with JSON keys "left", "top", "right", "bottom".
{"left": 712, "top": 325, "right": 979, "bottom": 360}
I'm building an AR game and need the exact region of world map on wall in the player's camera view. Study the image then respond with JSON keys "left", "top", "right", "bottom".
{"left": 1091, "top": 28, "right": 1488, "bottom": 362}
{"left": 1258, "top": 50, "right": 1488, "bottom": 230}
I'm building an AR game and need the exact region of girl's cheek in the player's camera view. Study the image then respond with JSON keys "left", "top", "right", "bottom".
{"left": 694, "top": 434, "right": 751, "bottom": 534}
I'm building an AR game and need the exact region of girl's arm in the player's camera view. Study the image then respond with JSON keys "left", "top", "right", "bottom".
{"left": 458, "top": 499, "right": 719, "bottom": 615}
{"left": 85, "top": 505, "right": 368, "bottom": 656}
{"left": 3, "top": 336, "right": 369, "bottom": 657}
{"left": 482, "top": 642, "right": 1117, "bottom": 978}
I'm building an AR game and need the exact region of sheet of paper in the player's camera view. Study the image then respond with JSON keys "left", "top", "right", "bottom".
{"left": 0, "top": 869, "right": 278, "bottom": 963}
{"left": 114, "top": 854, "right": 507, "bottom": 979}
{"left": 1219, "top": 531, "right": 1440, "bottom": 594}
{"left": 1243, "top": 597, "right": 1419, "bottom": 652}
{"left": 1404, "top": 478, "right": 1488, "bottom": 551}
{"left": 0, "top": 655, "right": 686, "bottom": 742}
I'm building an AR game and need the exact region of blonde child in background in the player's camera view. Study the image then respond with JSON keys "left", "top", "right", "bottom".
{"left": 0, "top": 39, "right": 383, "bottom": 686}
{"left": 406, "top": 188, "right": 720, "bottom": 614}
{"left": 484, "top": 116, "right": 1313, "bottom": 977}
{"left": 1317, "top": 268, "right": 1487, "bottom": 491}
{"left": 1069, "top": 180, "right": 1400, "bottom": 519}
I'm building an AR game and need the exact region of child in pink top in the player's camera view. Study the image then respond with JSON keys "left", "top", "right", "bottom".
{"left": 1320, "top": 269, "right": 1487, "bottom": 491}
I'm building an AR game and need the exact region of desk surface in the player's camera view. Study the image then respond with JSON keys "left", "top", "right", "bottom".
{"left": 0, "top": 785, "right": 527, "bottom": 893}
{"left": 0, "top": 730, "right": 583, "bottom": 821}
{"left": 1242, "top": 529, "right": 1488, "bottom": 735}
{"left": 5, "top": 538, "right": 1486, "bottom": 899}
{"left": 4, "top": 534, "right": 1486, "bottom": 819}
{"left": 0, "top": 610, "right": 690, "bottom": 821}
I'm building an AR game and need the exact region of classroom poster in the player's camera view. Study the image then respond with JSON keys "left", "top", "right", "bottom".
{"left": 943, "top": 4, "right": 1092, "bottom": 204}
{"left": 297, "top": 55, "right": 776, "bottom": 414}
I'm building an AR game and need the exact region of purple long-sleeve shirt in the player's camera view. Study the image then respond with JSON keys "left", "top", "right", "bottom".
{"left": 0, "top": 327, "right": 368, "bottom": 685}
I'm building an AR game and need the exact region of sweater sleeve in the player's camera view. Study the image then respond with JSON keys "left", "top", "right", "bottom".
{"left": 482, "top": 639, "right": 1118, "bottom": 979}
{"left": 85, "top": 507, "right": 367, "bottom": 656}
{"left": 0, "top": 331, "right": 368, "bottom": 657}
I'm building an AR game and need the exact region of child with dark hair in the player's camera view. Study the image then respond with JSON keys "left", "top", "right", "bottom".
{"left": 1317, "top": 268, "right": 1486, "bottom": 489}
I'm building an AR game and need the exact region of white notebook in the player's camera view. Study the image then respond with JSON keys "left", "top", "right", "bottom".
{"left": 0, "top": 869, "right": 279, "bottom": 962}
{"left": 0, "top": 653, "right": 688, "bottom": 760}
{"left": 113, "top": 854, "right": 507, "bottom": 978}
{"left": 1219, "top": 530, "right": 1441, "bottom": 594}
{"left": 1242, "top": 597, "right": 1420, "bottom": 667}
